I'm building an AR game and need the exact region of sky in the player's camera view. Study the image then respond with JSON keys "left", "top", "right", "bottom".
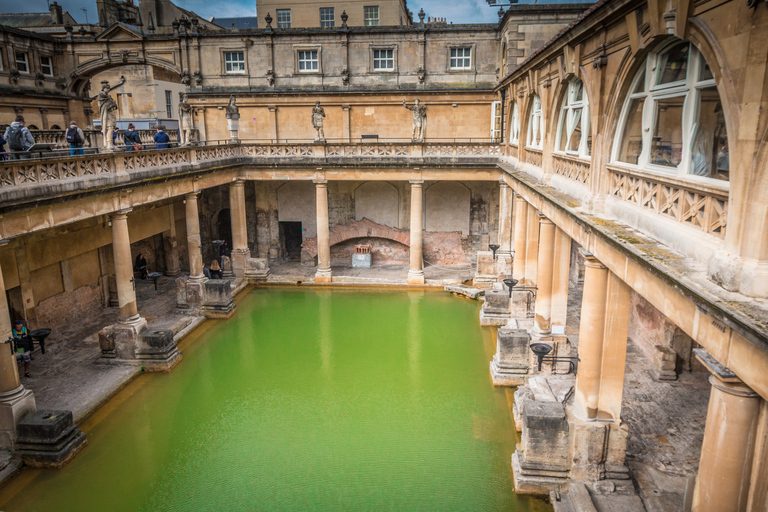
{"left": 0, "top": 0, "right": 587, "bottom": 25}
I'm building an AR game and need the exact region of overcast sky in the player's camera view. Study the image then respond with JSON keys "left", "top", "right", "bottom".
{"left": 0, "top": 0, "right": 586, "bottom": 25}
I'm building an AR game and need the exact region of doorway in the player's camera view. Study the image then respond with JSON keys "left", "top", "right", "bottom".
{"left": 216, "top": 209, "right": 232, "bottom": 253}
{"left": 279, "top": 222, "right": 303, "bottom": 262}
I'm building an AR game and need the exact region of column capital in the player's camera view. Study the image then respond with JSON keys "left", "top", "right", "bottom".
{"left": 498, "top": 179, "right": 509, "bottom": 187}
{"left": 409, "top": 179, "right": 424, "bottom": 186}
{"left": 313, "top": 179, "right": 328, "bottom": 186}
{"left": 185, "top": 192, "right": 199, "bottom": 201}
{"left": 536, "top": 211, "right": 553, "bottom": 224}
{"left": 578, "top": 247, "right": 605, "bottom": 267}
{"left": 0, "top": 239, "right": 8, "bottom": 248}
{"left": 230, "top": 178, "right": 246, "bottom": 187}
{"left": 110, "top": 208, "right": 132, "bottom": 221}
{"left": 709, "top": 375, "right": 759, "bottom": 398}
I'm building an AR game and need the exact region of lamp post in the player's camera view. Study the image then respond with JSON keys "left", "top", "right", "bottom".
{"left": 503, "top": 277, "right": 518, "bottom": 298}
{"left": 489, "top": 244, "right": 500, "bottom": 260}
{"left": 529, "top": 343, "right": 580, "bottom": 374}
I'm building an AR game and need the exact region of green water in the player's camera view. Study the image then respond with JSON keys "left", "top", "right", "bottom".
{"left": 0, "top": 288, "right": 551, "bottom": 512}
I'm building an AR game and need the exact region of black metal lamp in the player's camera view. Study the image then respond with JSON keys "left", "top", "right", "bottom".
{"left": 530, "top": 342, "right": 580, "bottom": 374}
{"left": 489, "top": 244, "right": 500, "bottom": 259}
{"left": 503, "top": 278, "right": 518, "bottom": 298}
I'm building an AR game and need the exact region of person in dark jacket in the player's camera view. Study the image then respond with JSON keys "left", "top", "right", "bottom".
{"left": 123, "top": 123, "right": 142, "bottom": 151}
{"left": 0, "top": 131, "right": 6, "bottom": 161}
{"left": 154, "top": 127, "right": 171, "bottom": 150}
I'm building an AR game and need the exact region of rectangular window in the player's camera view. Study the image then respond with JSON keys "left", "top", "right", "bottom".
{"left": 650, "top": 96, "right": 684, "bottom": 168}
{"left": 373, "top": 49, "right": 394, "bottom": 71}
{"left": 491, "top": 101, "right": 502, "bottom": 142}
{"left": 320, "top": 8, "right": 334, "bottom": 27}
{"left": 618, "top": 97, "right": 645, "bottom": 165}
{"left": 15, "top": 52, "right": 28, "bottom": 73}
{"left": 224, "top": 52, "right": 245, "bottom": 74}
{"left": 364, "top": 6, "right": 379, "bottom": 26}
{"left": 277, "top": 10, "right": 291, "bottom": 28}
{"left": 40, "top": 56, "right": 53, "bottom": 76}
{"left": 450, "top": 48, "right": 471, "bottom": 70}
{"left": 165, "top": 90, "right": 173, "bottom": 119}
{"left": 298, "top": 50, "right": 319, "bottom": 72}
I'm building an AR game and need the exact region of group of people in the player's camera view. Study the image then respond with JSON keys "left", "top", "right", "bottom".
{"left": 203, "top": 240, "right": 228, "bottom": 279}
{"left": 115, "top": 125, "right": 172, "bottom": 152}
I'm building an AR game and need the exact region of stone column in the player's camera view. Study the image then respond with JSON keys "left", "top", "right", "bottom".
{"left": 185, "top": 193, "right": 205, "bottom": 280}
{"left": 13, "top": 244, "right": 37, "bottom": 330}
{"left": 163, "top": 204, "right": 181, "bottom": 276}
{"left": 524, "top": 203, "right": 540, "bottom": 286}
{"left": 229, "top": 179, "right": 251, "bottom": 277}
{"left": 574, "top": 249, "right": 608, "bottom": 421}
{"left": 596, "top": 271, "right": 631, "bottom": 422}
{"left": 551, "top": 227, "right": 571, "bottom": 328}
{"left": 408, "top": 180, "right": 425, "bottom": 285}
{"left": 512, "top": 193, "right": 528, "bottom": 282}
{"left": 693, "top": 375, "right": 761, "bottom": 512}
{"left": 498, "top": 181, "right": 513, "bottom": 254}
{"left": 533, "top": 214, "right": 555, "bottom": 336}
{"left": 111, "top": 210, "right": 141, "bottom": 323}
{"left": 314, "top": 180, "right": 332, "bottom": 284}
{"left": 0, "top": 245, "right": 36, "bottom": 449}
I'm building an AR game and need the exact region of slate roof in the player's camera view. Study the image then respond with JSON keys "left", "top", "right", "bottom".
{"left": 0, "top": 13, "right": 56, "bottom": 27}
{"left": 211, "top": 17, "right": 259, "bottom": 30}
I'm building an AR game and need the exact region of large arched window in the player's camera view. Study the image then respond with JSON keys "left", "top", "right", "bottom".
{"left": 526, "top": 95, "right": 543, "bottom": 149}
{"left": 612, "top": 41, "right": 729, "bottom": 182}
{"left": 555, "top": 79, "right": 590, "bottom": 158}
{"left": 510, "top": 102, "right": 520, "bottom": 144}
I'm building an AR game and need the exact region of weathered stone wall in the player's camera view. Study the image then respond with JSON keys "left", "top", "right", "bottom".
{"left": 35, "top": 283, "right": 103, "bottom": 329}
{"left": 330, "top": 237, "right": 409, "bottom": 266}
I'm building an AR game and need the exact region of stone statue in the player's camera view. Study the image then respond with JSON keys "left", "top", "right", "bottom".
{"left": 178, "top": 92, "right": 194, "bottom": 146}
{"left": 225, "top": 95, "right": 240, "bottom": 143}
{"left": 89, "top": 77, "right": 125, "bottom": 151}
{"left": 312, "top": 101, "right": 326, "bottom": 142}
{"left": 403, "top": 99, "right": 427, "bottom": 141}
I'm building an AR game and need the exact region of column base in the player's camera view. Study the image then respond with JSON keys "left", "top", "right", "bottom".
{"left": 315, "top": 268, "right": 333, "bottom": 284}
{"left": 136, "top": 329, "right": 183, "bottom": 372}
{"left": 490, "top": 326, "right": 530, "bottom": 386}
{"left": 230, "top": 248, "right": 250, "bottom": 278}
{"left": 407, "top": 270, "right": 425, "bottom": 285}
{"left": 0, "top": 385, "right": 36, "bottom": 449}
{"left": 15, "top": 409, "right": 87, "bottom": 469}
{"left": 98, "top": 318, "right": 148, "bottom": 360}
{"left": 490, "top": 357, "right": 528, "bottom": 386}
{"left": 244, "top": 257, "right": 270, "bottom": 282}
{"left": 203, "top": 279, "right": 236, "bottom": 319}
{"left": 473, "top": 252, "right": 513, "bottom": 290}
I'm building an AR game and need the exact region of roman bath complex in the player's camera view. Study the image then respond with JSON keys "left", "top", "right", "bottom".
{"left": 0, "top": 0, "right": 767, "bottom": 509}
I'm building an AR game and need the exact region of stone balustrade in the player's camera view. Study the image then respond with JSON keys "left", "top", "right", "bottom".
{"left": 552, "top": 153, "right": 591, "bottom": 185}
{"left": 26, "top": 129, "right": 180, "bottom": 149}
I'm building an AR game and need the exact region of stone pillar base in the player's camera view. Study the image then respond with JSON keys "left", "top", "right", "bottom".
{"left": 136, "top": 329, "right": 183, "bottom": 372}
{"left": 473, "top": 251, "right": 513, "bottom": 289}
{"left": 230, "top": 248, "right": 250, "bottom": 278}
{"left": 203, "top": 279, "right": 236, "bottom": 318}
{"left": 15, "top": 410, "right": 87, "bottom": 469}
{"left": 0, "top": 386, "right": 36, "bottom": 449}
{"left": 480, "top": 289, "right": 511, "bottom": 326}
{"left": 244, "top": 257, "right": 270, "bottom": 282}
{"left": 315, "top": 268, "right": 333, "bottom": 284}
{"left": 490, "top": 356, "right": 528, "bottom": 386}
{"left": 407, "top": 270, "right": 424, "bottom": 285}
{"left": 490, "top": 326, "right": 530, "bottom": 386}
{"left": 98, "top": 318, "right": 148, "bottom": 360}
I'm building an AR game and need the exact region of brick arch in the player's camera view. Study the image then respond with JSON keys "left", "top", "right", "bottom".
{"left": 301, "top": 218, "right": 410, "bottom": 258}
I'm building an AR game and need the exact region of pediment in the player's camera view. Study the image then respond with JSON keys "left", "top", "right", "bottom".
{"left": 95, "top": 22, "right": 143, "bottom": 42}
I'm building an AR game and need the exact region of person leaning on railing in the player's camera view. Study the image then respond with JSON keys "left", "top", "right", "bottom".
{"left": 4, "top": 116, "right": 34, "bottom": 160}
{"left": 124, "top": 123, "right": 143, "bottom": 151}
{"left": 65, "top": 121, "right": 86, "bottom": 156}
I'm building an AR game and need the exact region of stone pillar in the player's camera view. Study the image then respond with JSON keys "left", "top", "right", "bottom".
{"left": 596, "top": 271, "right": 631, "bottom": 422}
{"left": 551, "top": 227, "right": 571, "bottom": 328}
{"left": 13, "top": 244, "right": 37, "bottom": 330}
{"left": 693, "top": 375, "right": 761, "bottom": 512}
{"left": 408, "top": 180, "right": 425, "bottom": 285}
{"left": 0, "top": 244, "right": 36, "bottom": 449}
{"left": 229, "top": 179, "right": 251, "bottom": 277}
{"left": 533, "top": 214, "right": 555, "bottom": 336}
{"left": 574, "top": 249, "right": 608, "bottom": 421}
{"left": 314, "top": 180, "right": 332, "bottom": 284}
{"left": 163, "top": 204, "right": 181, "bottom": 276}
{"left": 111, "top": 210, "right": 140, "bottom": 323}
{"left": 512, "top": 193, "right": 528, "bottom": 282}
{"left": 185, "top": 193, "right": 204, "bottom": 281}
{"left": 498, "top": 181, "right": 513, "bottom": 254}
{"left": 524, "top": 203, "right": 540, "bottom": 286}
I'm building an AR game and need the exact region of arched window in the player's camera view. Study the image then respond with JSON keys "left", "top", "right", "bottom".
{"left": 510, "top": 102, "right": 520, "bottom": 144}
{"left": 613, "top": 41, "right": 728, "bottom": 182}
{"left": 555, "top": 79, "right": 590, "bottom": 158}
{"left": 526, "top": 95, "right": 543, "bottom": 149}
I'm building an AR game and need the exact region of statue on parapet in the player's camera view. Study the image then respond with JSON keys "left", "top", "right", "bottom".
{"left": 312, "top": 101, "right": 326, "bottom": 142}
{"left": 89, "top": 76, "right": 125, "bottom": 151}
{"left": 225, "top": 95, "right": 239, "bottom": 119}
{"left": 225, "top": 95, "right": 240, "bottom": 143}
{"left": 178, "top": 92, "right": 195, "bottom": 146}
{"left": 403, "top": 98, "right": 427, "bottom": 141}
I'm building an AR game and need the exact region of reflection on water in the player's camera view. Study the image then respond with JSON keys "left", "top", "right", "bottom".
{"left": 0, "top": 288, "right": 552, "bottom": 512}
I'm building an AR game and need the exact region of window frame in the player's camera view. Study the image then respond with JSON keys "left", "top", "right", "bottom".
{"left": 369, "top": 45, "right": 397, "bottom": 73}
{"left": 364, "top": 6, "right": 379, "bottom": 26}
{"left": 510, "top": 101, "right": 520, "bottom": 145}
{"left": 554, "top": 78, "right": 591, "bottom": 159}
{"left": 40, "top": 55, "right": 53, "bottom": 77}
{"left": 276, "top": 9, "right": 291, "bottom": 29}
{"left": 526, "top": 94, "right": 543, "bottom": 150}
{"left": 320, "top": 7, "right": 335, "bottom": 28}
{"left": 491, "top": 101, "right": 502, "bottom": 142}
{"left": 294, "top": 46, "right": 322, "bottom": 75}
{"left": 165, "top": 90, "right": 173, "bottom": 119}
{"left": 611, "top": 40, "right": 727, "bottom": 185}
{"left": 15, "top": 52, "right": 29, "bottom": 74}
{"left": 222, "top": 51, "right": 246, "bottom": 75}
{"left": 297, "top": 49, "right": 320, "bottom": 73}
{"left": 447, "top": 45, "right": 474, "bottom": 72}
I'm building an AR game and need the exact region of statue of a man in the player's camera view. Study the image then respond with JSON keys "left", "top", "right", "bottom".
{"left": 225, "top": 95, "right": 239, "bottom": 119}
{"left": 178, "top": 92, "right": 194, "bottom": 145}
{"left": 403, "top": 99, "right": 427, "bottom": 141}
{"left": 89, "top": 76, "right": 125, "bottom": 150}
{"left": 312, "top": 101, "right": 326, "bottom": 141}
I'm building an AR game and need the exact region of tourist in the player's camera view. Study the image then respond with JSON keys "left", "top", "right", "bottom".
{"left": 4, "top": 115, "right": 35, "bottom": 160}
{"left": 12, "top": 320, "right": 33, "bottom": 378}
{"left": 0, "top": 129, "right": 6, "bottom": 160}
{"left": 154, "top": 127, "right": 170, "bottom": 150}
{"left": 219, "top": 240, "right": 229, "bottom": 260}
{"left": 65, "top": 121, "right": 85, "bottom": 156}
{"left": 210, "top": 258, "right": 222, "bottom": 279}
{"left": 135, "top": 253, "right": 148, "bottom": 279}
{"left": 123, "top": 123, "right": 142, "bottom": 151}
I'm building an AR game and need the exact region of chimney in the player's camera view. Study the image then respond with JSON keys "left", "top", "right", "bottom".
{"left": 50, "top": 2, "right": 64, "bottom": 24}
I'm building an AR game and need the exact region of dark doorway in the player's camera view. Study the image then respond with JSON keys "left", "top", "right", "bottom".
{"left": 279, "top": 222, "right": 303, "bottom": 261}
{"left": 216, "top": 209, "right": 232, "bottom": 251}
{"left": 6, "top": 287, "right": 23, "bottom": 324}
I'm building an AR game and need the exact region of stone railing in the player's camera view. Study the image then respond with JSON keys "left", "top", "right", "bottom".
{"left": 608, "top": 166, "right": 729, "bottom": 237}
{"left": 524, "top": 148, "right": 543, "bottom": 167}
{"left": 0, "top": 141, "right": 502, "bottom": 191}
{"left": 552, "top": 153, "right": 591, "bottom": 185}
{"left": 26, "top": 129, "right": 179, "bottom": 149}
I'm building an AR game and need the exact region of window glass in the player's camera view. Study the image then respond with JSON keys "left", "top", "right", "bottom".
{"left": 691, "top": 86, "right": 728, "bottom": 181}
{"left": 364, "top": 6, "right": 379, "bottom": 26}
{"left": 298, "top": 50, "right": 319, "bottom": 72}
{"left": 618, "top": 97, "right": 645, "bottom": 165}
{"left": 224, "top": 52, "right": 245, "bottom": 73}
{"left": 657, "top": 43, "right": 689, "bottom": 85}
{"left": 40, "top": 56, "right": 53, "bottom": 76}
{"left": 567, "top": 109, "right": 583, "bottom": 153}
{"left": 277, "top": 10, "right": 291, "bottom": 28}
{"left": 699, "top": 61, "right": 714, "bottom": 82}
{"left": 450, "top": 48, "right": 471, "bottom": 70}
{"left": 373, "top": 49, "right": 394, "bottom": 70}
{"left": 510, "top": 102, "right": 520, "bottom": 144}
{"left": 527, "top": 95, "right": 543, "bottom": 148}
{"left": 634, "top": 70, "right": 646, "bottom": 93}
{"left": 15, "top": 52, "right": 28, "bottom": 73}
{"left": 650, "top": 96, "right": 684, "bottom": 167}
{"left": 555, "top": 79, "right": 590, "bottom": 157}
{"left": 320, "top": 8, "right": 334, "bottom": 27}
{"left": 165, "top": 90, "right": 173, "bottom": 118}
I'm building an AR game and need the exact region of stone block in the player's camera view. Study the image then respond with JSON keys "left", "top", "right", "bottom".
{"left": 480, "top": 290, "right": 511, "bottom": 326}
{"left": 473, "top": 251, "right": 513, "bottom": 289}
{"left": 352, "top": 253, "right": 371, "bottom": 268}
{"left": 175, "top": 276, "right": 188, "bottom": 308}
{"left": 14, "top": 410, "right": 87, "bottom": 469}
{"left": 567, "top": 418, "right": 629, "bottom": 483}
{"left": 0, "top": 386, "right": 36, "bottom": 449}
{"left": 444, "top": 284, "right": 483, "bottom": 300}
{"left": 513, "top": 400, "right": 570, "bottom": 495}
{"left": 136, "top": 329, "right": 182, "bottom": 372}
{"left": 490, "top": 327, "right": 530, "bottom": 386}
{"left": 244, "top": 257, "right": 270, "bottom": 281}
{"left": 510, "top": 289, "right": 534, "bottom": 318}
{"left": 230, "top": 249, "right": 249, "bottom": 277}
{"left": 653, "top": 345, "right": 677, "bottom": 381}
{"left": 203, "top": 279, "right": 236, "bottom": 318}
